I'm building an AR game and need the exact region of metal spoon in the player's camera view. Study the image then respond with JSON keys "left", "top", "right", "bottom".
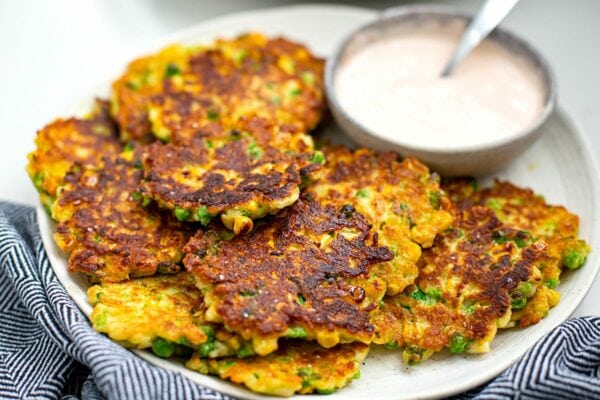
{"left": 441, "top": 0, "right": 520, "bottom": 77}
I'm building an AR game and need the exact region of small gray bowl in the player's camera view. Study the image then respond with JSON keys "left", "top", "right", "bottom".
{"left": 325, "top": 4, "right": 556, "bottom": 176}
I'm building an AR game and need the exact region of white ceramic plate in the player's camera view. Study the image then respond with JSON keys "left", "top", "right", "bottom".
{"left": 37, "top": 5, "right": 600, "bottom": 400}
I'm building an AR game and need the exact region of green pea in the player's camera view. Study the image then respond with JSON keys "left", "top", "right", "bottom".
{"left": 518, "top": 281, "right": 536, "bottom": 298}
{"left": 448, "top": 333, "right": 468, "bottom": 354}
{"left": 198, "top": 341, "right": 215, "bottom": 357}
{"left": 236, "top": 342, "right": 254, "bottom": 358}
{"left": 200, "top": 325, "right": 216, "bottom": 341}
{"left": 425, "top": 287, "right": 442, "bottom": 301}
{"left": 310, "top": 150, "right": 325, "bottom": 165}
{"left": 385, "top": 340, "right": 399, "bottom": 350}
{"left": 174, "top": 207, "right": 190, "bottom": 221}
{"left": 511, "top": 297, "right": 527, "bottom": 310}
{"left": 287, "top": 326, "right": 307, "bottom": 339}
{"left": 152, "top": 338, "right": 175, "bottom": 358}
{"left": 563, "top": 248, "right": 587, "bottom": 270}
{"left": 546, "top": 278, "right": 560, "bottom": 289}
{"left": 196, "top": 206, "right": 212, "bottom": 225}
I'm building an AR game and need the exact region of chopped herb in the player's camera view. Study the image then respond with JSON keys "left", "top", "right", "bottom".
{"left": 32, "top": 172, "right": 45, "bottom": 192}
{"left": 513, "top": 235, "right": 528, "bottom": 248}
{"left": 233, "top": 48, "right": 248, "bottom": 64}
{"left": 123, "top": 143, "right": 134, "bottom": 152}
{"left": 403, "top": 346, "right": 425, "bottom": 366}
{"left": 200, "top": 325, "right": 216, "bottom": 341}
{"left": 207, "top": 110, "right": 219, "bottom": 121}
{"left": 131, "top": 191, "right": 143, "bottom": 201}
{"left": 126, "top": 80, "right": 140, "bottom": 91}
{"left": 316, "top": 388, "right": 335, "bottom": 395}
{"left": 297, "top": 293, "right": 306, "bottom": 305}
{"left": 300, "top": 71, "right": 315, "bottom": 85}
{"left": 240, "top": 289, "right": 256, "bottom": 297}
{"left": 165, "top": 63, "right": 181, "bottom": 77}
{"left": 429, "top": 192, "right": 441, "bottom": 209}
{"left": 356, "top": 189, "right": 369, "bottom": 198}
{"left": 222, "top": 360, "right": 237, "bottom": 367}
{"left": 247, "top": 142, "right": 264, "bottom": 160}
{"left": 410, "top": 287, "right": 439, "bottom": 305}
{"left": 462, "top": 300, "right": 477, "bottom": 315}
{"left": 142, "top": 197, "right": 151, "bottom": 207}
{"left": 352, "top": 370, "right": 361, "bottom": 380}
{"left": 236, "top": 342, "right": 254, "bottom": 358}
{"left": 492, "top": 230, "right": 508, "bottom": 244}
{"left": 133, "top": 160, "right": 143, "bottom": 169}
{"left": 486, "top": 198, "right": 503, "bottom": 212}
{"left": 152, "top": 338, "right": 175, "bottom": 358}
{"left": 290, "top": 87, "right": 302, "bottom": 97}
{"left": 410, "top": 287, "right": 427, "bottom": 302}
{"left": 425, "top": 287, "right": 442, "bottom": 301}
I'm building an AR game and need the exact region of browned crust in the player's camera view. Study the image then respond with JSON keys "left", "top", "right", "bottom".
{"left": 27, "top": 99, "right": 122, "bottom": 197}
{"left": 53, "top": 156, "right": 194, "bottom": 282}
{"left": 112, "top": 34, "right": 324, "bottom": 143}
{"left": 183, "top": 194, "right": 393, "bottom": 338}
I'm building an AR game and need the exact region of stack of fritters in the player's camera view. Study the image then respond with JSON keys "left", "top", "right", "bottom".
{"left": 27, "top": 33, "right": 590, "bottom": 397}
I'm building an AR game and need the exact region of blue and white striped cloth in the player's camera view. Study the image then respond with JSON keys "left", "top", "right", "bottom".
{"left": 0, "top": 201, "right": 599, "bottom": 399}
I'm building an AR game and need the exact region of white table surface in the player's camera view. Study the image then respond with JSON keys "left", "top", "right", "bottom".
{"left": 1, "top": 0, "right": 598, "bottom": 316}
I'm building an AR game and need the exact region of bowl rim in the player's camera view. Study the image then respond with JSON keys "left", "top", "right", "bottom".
{"left": 325, "top": 3, "right": 557, "bottom": 155}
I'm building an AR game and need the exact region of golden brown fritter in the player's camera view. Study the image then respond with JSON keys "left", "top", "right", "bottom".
{"left": 443, "top": 179, "right": 590, "bottom": 327}
{"left": 306, "top": 147, "right": 453, "bottom": 295}
{"left": 88, "top": 273, "right": 208, "bottom": 349}
{"left": 52, "top": 151, "right": 194, "bottom": 282}
{"left": 26, "top": 100, "right": 121, "bottom": 213}
{"left": 88, "top": 273, "right": 252, "bottom": 359}
{"left": 140, "top": 115, "right": 320, "bottom": 235}
{"left": 111, "top": 33, "right": 324, "bottom": 143}
{"left": 372, "top": 206, "right": 548, "bottom": 364}
{"left": 183, "top": 194, "right": 392, "bottom": 356}
{"left": 186, "top": 341, "right": 367, "bottom": 397}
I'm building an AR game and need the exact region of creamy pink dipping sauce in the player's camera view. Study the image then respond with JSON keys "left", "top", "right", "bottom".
{"left": 334, "top": 22, "right": 546, "bottom": 150}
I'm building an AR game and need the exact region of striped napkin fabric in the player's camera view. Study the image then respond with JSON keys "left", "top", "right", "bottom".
{"left": 1, "top": 201, "right": 599, "bottom": 400}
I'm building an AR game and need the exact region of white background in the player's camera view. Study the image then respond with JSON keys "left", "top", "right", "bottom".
{"left": 1, "top": 0, "right": 598, "bottom": 316}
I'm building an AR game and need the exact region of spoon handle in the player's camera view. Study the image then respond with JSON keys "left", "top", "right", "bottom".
{"left": 441, "top": 0, "right": 520, "bottom": 77}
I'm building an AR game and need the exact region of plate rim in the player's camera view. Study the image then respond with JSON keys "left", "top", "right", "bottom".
{"left": 36, "top": 4, "right": 600, "bottom": 400}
